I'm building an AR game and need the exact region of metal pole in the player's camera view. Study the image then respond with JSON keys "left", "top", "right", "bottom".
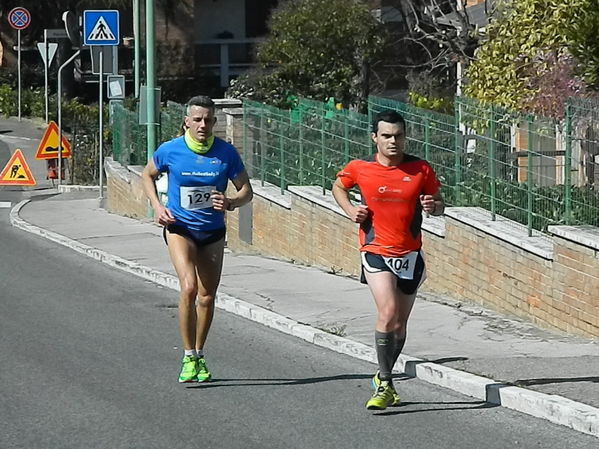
{"left": 489, "top": 105, "right": 497, "bottom": 221}
{"left": 99, "top": 50, "right": 104, "bottom": 199}
{"left": 17, "top": 29, "right": 21, "bottom": 121}
{"left": 57, "top": 50, "right": 81, "bottom": 187}
{"left": 133, "top": 0, "right": 140, "bottom": 98}
{"left": 565, "top": 103, "right": 573, "bottom": 224}
{"left": 527, "top": 116, "right": 534, "bottom": 236}
{"left": 146, "top": 0, "right": 156, "bottom": 161}
{"left": 44, "top": 29, "right": 49, "bottom": 124}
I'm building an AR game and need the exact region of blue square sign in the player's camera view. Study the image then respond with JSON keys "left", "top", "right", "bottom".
{"left": 83, "top": 10, "right": 119, "bottom": 46}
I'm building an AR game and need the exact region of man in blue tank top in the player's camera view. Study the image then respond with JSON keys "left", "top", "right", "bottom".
{"left": 142, "top": 95, "right": 253, "bottom": 383}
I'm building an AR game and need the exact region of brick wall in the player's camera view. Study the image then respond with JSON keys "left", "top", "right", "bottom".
{"left": 224, "top": 187, "right": 599, "bottom": 338}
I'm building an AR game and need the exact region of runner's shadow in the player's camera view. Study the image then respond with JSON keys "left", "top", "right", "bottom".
{"left": 515, "top": 376, "right": 599, "bottom": 386}
{"left": 186, "top": 373, "right": 411, "bottom": 389}
{"left": 373, "top": 400, "right": 497, "bottom": 416}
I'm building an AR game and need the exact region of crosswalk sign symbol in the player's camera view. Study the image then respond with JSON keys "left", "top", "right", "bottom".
{"left": 83, "top": 10, "right": 119, "bottom": 46}
{"left": 0, "top": 149, "right": 36, "bottom": 186}
{"left": 35, "top": 121, "right": 72, "bottom": 160}
{"left": 88, "top": 16, "right": 116, "bottom": 41}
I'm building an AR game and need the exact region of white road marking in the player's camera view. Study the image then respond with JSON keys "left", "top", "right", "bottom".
{"left": 0, "top": 135, "right": 36, "bottom": 141}
{"left": 0, "top": 201, "right": 12, "bottom": 208}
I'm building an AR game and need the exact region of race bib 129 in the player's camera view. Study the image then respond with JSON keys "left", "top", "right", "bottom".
{"left": 180, "top": 185, "right": 215, "bottom": 210}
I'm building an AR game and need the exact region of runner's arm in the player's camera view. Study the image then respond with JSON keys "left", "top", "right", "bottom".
{"left": 212, "top": 169, "right": 253, "bottom": 212}
{"left": 141, "top": 159, "right": 175, "bottom": 225}
{"left": 332, "top": 178, "right": 369, "bottom": 223}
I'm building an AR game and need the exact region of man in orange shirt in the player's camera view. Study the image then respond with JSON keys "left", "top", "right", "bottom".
{"left": 332, "top": 110, "right": 444, "bottom": 410}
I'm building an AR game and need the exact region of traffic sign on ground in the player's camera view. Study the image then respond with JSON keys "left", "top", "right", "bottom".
{"left": 83, "top": 10, "right": 119, "bottom": 46}
{"left": 0, "top": 149, "right": 36, "bottom": 186}
{"left": 8, "top": 7, "right": 31, "bottom": 30}
{"left": 35, "top": 121, "right": 72, "bottom": 160}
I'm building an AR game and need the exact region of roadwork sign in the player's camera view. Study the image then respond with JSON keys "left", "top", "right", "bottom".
{"left": 0, "top": 149, "right": 36, "bottom": 186}
{"left": 35, "top": 121, "right": 72, "bottom": 160}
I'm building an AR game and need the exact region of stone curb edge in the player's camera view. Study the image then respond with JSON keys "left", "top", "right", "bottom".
{"left": 10, "top": 199, "right": 599, "bottom": 439}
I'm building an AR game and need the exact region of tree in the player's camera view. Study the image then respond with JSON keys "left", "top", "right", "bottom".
{"left": 564, "top": 0, "right": 599, "bottom": 90}
{"left": 378, "top": 1, "right": 483, "bottom": 93}
{"left": 464, "top": 0, "right": 596, "bottom": 115}
{"left": 227, "top": 0, "right": 384, "bottom": 111}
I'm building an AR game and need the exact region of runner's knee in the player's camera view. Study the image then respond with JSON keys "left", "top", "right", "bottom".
{"left": 179, "top": 278, "right": 198, "bottom": 301}
{"left": 196, "top": 293, "right": 216, "bottom": 308}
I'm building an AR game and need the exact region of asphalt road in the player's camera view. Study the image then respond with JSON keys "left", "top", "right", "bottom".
{"left": 1, "top": 206, "right": 598, "bottom": 449}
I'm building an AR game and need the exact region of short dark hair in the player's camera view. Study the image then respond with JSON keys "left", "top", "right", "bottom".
{"left": 372, "top": 110, "right": 405, "bottom": 134}
{"left": 186, "top": 95, "right": 215, "bottom": 114}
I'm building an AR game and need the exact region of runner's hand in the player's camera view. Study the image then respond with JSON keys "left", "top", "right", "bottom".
{"left": 155, "top": 204, "right": 176, "bottom": 226}
{"left": 211, "top": 190, "right": 228, "bottom": 211}
{"left": 350, "top": 204, "right": 369, "bottom": 223}
{"left": 420, "top": 194, "right": 436, "bottom": 214}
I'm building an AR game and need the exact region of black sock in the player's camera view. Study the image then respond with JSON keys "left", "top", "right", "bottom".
{"left": 375, "top": 330, "right": 394, "bottom": 382}
{"left": 391, "top": 332, "right": 407, "bottom": 369}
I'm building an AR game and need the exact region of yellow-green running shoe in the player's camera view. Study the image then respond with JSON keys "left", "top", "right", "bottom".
{"left": 366, "top": 381, "right": 396, "bottom": 410}
{"left": 371, "top": 372, "right": 401, "bottom": 406}
{"left": 195, "top": 357, "right": 212, "bottom": 382}
{"left": 178, "top": 355, "right": 199, "bottom": 383}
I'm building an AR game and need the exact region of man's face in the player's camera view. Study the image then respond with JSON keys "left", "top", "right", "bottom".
{"left": 185, "top": 105, "right": 216, "bottom": 143}
{"left": 372, "top": 121, "right": 406, "bottom": 159}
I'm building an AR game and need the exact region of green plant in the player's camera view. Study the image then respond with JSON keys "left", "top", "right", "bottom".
{"left": 0, "top": 84, "right": 17, "bottom": 117}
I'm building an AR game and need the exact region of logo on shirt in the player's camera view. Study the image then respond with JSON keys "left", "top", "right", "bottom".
{"left": 378, "top": 185, "right": 403, "bottom": 194}
{"left": 181, "top": 171, "right": 219, "bottom": 176}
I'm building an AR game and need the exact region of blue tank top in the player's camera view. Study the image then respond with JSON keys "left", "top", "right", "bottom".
{"left": 153, "top": 136, "right": 245, "bottom": 231}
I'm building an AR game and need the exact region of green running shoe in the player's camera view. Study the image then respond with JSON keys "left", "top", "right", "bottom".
{"left": 178, "top": 355, "right": 199, "bottom": 383}
{"left": 372, "top": 371, "right": 401, "bottom": 406}
{"left": 195, "top": 357, "right": 212, "bottom": 382}
{"left": 366, "top": 381, "right": 396, "bottom": 410}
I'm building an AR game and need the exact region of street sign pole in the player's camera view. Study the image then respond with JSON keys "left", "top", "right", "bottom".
{"left": 99, "top": 50, "right": 104, "bottom": 199}
{"left": 9, "top": 7, "right": 31, "bottom": 121}
{"left": 17, "top": 29, "right": 21, "bottom": 121}
{"left": 44, "top": 29, "right": 49, "bottom": 124}
{"left": 57, "top": 49, "right": 81, "bottom": 187}
{"left": 83, "top": 10, "right": 119, "bottom": 198}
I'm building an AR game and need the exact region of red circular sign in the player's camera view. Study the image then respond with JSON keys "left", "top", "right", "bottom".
{"left": 8, "top": 7, "right": 31, "bottom": 30}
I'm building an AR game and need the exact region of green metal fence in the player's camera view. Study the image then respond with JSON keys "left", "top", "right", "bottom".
{"left": 111, "top": 101, "right": 185, "bottom": 166}
{"left": 243, "top": 98, "right": 371, "bottom": 194}
{"left": 242, "top": 95, "right": 599, "bottom": 233}
{"left": 109, "top": 94, "right": 598, "bottom": 233}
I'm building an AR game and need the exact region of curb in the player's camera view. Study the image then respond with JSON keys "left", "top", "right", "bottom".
{"left": 10, "top": 199, "right": 599, "bottom": 438}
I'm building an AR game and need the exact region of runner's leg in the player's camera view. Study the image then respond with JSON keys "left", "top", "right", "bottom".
{"left": 166, "top": 231, "right": 199, "bottom": 351}
{"left": 194, "top": 237, "right": 225, "bottom": 351}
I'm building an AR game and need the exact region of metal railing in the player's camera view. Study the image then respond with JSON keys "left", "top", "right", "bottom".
{"left": 242, "top": 96, "right": 599, "bottom": 233}
{"left": 109, "top": 94, "right": 599, "bottom": 233}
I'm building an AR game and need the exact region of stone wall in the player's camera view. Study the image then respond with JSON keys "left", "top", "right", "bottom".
{"left": 224, "top": 185, "right": 599, "bottom": 338}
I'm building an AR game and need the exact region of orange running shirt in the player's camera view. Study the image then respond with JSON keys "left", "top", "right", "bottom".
{"left": 336, "top": 153, "right": 441, "bottom": 256}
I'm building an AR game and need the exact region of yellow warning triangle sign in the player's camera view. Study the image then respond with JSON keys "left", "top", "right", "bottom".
{"left": 35, "top": 121, "right": 72, "bottom": 160}
{"left": 0, "top": 149, "right": 37, "bottom": 186}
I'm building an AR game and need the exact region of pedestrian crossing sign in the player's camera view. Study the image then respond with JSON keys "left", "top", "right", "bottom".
{"left": 83, "top": 10, "right": 119, "bottom": 46}
{"left": 0, "top": 149, "right": 36, "bottom": 186}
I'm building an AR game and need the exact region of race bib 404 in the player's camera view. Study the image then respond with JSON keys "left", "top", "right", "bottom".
{"left": 383, "top": 251, "right": 418, "bottom": 280}
{"left": 180, "top": 185, "right": 215, "bottom": 210}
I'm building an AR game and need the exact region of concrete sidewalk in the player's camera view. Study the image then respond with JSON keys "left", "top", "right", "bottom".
{"left": 9, "top": 189, "right": 599, "bottom": 438}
